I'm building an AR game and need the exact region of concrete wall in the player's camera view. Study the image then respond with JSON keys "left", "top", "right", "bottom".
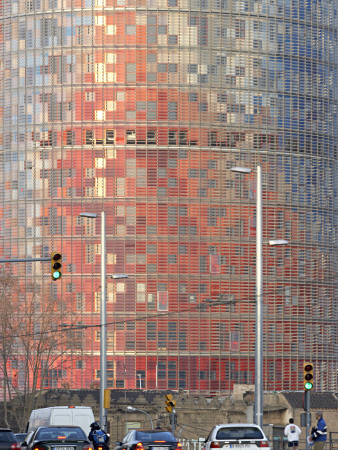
{"left": 7, "top": 387, "right": 338, "bottom": 446}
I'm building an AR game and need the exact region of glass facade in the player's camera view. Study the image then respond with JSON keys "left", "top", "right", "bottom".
{"left": 0, "top": 0, "right": 337, "bottom": 393}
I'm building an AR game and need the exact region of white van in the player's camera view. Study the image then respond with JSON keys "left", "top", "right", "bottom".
{"left": 26, "top": 406, "right": 95, "bottom": 435}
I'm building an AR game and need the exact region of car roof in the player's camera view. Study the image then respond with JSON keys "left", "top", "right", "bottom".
{"left": 215, "top": 424, "right": 261, "bottom": 428}
{"left": 135, "top": 429, "right": 169, "bottom": 433}
{"left": 37, "top": 426, "right": 81, "bottom": 429}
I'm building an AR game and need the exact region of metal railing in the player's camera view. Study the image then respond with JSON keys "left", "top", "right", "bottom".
{"left": 179, "top": 439, "right": 205, "bottom": 450}
{"left": 270, "top": 435, "right": 336, "bottom": 450}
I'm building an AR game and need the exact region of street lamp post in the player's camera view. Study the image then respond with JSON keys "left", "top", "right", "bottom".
{"left": 80, "top": 211, "right": 107, "bottom": 429}
{"left": 79, "top": 212, "right": 128, "bottom": 431}
{"left": 126, "top": 406, "right": 154, "bottom": 429}
{"left": 231, "top": 165, "right": 288, "bottom": 428}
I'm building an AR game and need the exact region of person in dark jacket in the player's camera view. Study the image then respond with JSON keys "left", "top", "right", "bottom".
{"left": 88, "top": 422, "right": 109, "bottom": 450}
{"left": 309, "top": 412, "right": 327, "bottom": 450}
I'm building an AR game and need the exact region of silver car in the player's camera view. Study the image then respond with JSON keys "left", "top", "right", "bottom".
{"left": 203, "top": 424, "right": 270, "bottom": 450}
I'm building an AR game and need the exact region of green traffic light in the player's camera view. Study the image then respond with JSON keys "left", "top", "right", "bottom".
{"left": 305, "top": 381, "right": 313, "bottom": 390}
{"left": 51, "top": 252, "right": 62, "bottom": 280}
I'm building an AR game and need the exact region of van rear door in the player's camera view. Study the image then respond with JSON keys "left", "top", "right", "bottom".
{"left": 52, "top": 411, "right": 73, "bottom": 426}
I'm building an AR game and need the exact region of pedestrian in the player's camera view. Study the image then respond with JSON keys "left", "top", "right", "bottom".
{"left": 284, "top": 418, "right": 302, "bottom": 450}
{"left": 309, "top": 412, "right": 327, "bottom": 450}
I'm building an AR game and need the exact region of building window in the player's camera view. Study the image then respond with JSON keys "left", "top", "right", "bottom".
{"left": 168, "top": 131, "right": 177, "bottom": 145}
{"left": 168, "top": 64, "right": 177, "bottom": 73}
{"left": 85, "top": 130, "right": 93, "bottom": 145}
{"left": 66, "top": 130, "right": 74, "bottom": 145}
{"left": 189, "top": 92, "right": 198, "bottom": 102}
{"left": 179, "top": 245, "right": 187, "bottom": 254}
{"left": 76, "top": 360, "right": 85, "bottom": 369}
{"left": 168, "top": 102, "right": 177, "bottom": 120}
{"left": 179, "top": 332, "right": 186, "bottom": 350}
{"left": 179, "top": 131, "right": 188, "bottom": 145}
{"left": 158, "top": 331, "right": 167, "bottom": 349}
{"left": 147, "top": 322, "right": 156, "bottom": 340}
{"left": 136, "top": 283, "right": 146, "bottom": 302}
{"left": 126, "top": 130, "right": 136, "bottom": 144}
{"left": 168, "top": 254, "right": 177, "bottom": 264}
{"left": 76, "top": 293, "right": 84, "bottom": 311}
{"left": 158, "top": 291, "right": 168, "bottom": 311}
{"left": 105, "top": 130, "right": 115, "bottom": 144}
{"left": 147, "top": 130, "right": 156, "bottom": 144}
{"left": 168, "top": 35, "right": 178, "bottom": 44}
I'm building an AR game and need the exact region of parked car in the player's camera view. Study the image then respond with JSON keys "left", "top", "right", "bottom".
{"left": 0, "top": 428, "right": 21, "bottom": 450}
{"left": 115, "top": 429, "right": 182, "bottom": 450}
{"left": 21, "top": 426, "right": 94, "bottom": 450}
{"left": 14, "top": 435, "right": 26, "bottom": 444}
{"left": 203, "top": 424, "right": 270, "bottom": 450}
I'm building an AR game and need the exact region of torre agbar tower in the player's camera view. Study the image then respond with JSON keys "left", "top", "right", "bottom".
{"left": 0, "top": 0, "right": 338, "bottom": 394}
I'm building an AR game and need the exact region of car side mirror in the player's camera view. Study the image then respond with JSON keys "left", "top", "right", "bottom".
{"left": 21, "top": 443, "right": 28, "bottom": 447}
{"left": 115, "top": 442, "right": 122, "bottom": 446}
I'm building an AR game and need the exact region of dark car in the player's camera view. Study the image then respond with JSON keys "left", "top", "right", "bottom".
{"left": 14, "top": 435, "right": 26, "bottom": 444}
{"left": 115, "top": 429, "right": 182, "bottom": 450}
{"left": 0, "top": 428, "right": 21, "bottom": 450}
{"left": 21, "top": 426, "right": 94, "bottom": 450}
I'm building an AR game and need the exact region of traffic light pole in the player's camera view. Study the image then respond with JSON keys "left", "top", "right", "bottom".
{"left": 305, "top": 390, "right": 311, "bottom": 450}
{"left": 165, "top": 395, "right": 176, "bottom": 434}
{"left": 171, "top": 408, "right": 176, "bottom": 434}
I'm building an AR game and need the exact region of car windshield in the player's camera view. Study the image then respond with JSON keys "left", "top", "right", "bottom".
{"left": 0, "top": 432, "right": 16, "bottom": 442}
{"left": 135, "top": 431, "right": 175, "bottom": 442}
{"left": 216, "top": 427, "right": 264, "bottom": 440}
{"left": 36, "top": 428, "right": 87, "bottom": 441}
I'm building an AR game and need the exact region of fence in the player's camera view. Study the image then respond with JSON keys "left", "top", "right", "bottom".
{"left": 179, "top": 439, "right": 204, "bottom": 450}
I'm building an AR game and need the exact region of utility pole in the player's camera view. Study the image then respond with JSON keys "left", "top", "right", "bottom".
{"left": 165, "top": 394, "right": 176, "bottom": 434}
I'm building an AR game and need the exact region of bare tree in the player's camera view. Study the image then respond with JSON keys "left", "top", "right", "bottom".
{"left": 0, "top": 269, "right": 79, "bottom": 431}
{"left": 0, "top": 270, "right": 20, "bottom": 427}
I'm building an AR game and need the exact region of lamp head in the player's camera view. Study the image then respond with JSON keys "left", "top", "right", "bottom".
{"left": 79, "top": 212, "right": 98, "bottom": 219}
{"left": 268, "top": 239, "right": 289, "bottom": 246}
{"left": 230, "top": 167, "right": 252, "bottom": 174}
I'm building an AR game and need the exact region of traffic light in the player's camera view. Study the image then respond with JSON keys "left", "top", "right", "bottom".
{"left": 165, "top": 394, "right": 176, "bottom": 413}
{"left": 303, "top": 362, "right": 314, "bottom": 390}
{"left": 51, "top": 252, "right": 62, "bottom": 280}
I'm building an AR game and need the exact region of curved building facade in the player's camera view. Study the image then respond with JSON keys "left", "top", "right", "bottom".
{"left": 0, "top": 0, "right": 337, "bottom": 393}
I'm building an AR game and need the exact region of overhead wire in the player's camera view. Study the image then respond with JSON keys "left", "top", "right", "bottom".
{"left": 0, "top": 287, "right": 286, "bottom": 340}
